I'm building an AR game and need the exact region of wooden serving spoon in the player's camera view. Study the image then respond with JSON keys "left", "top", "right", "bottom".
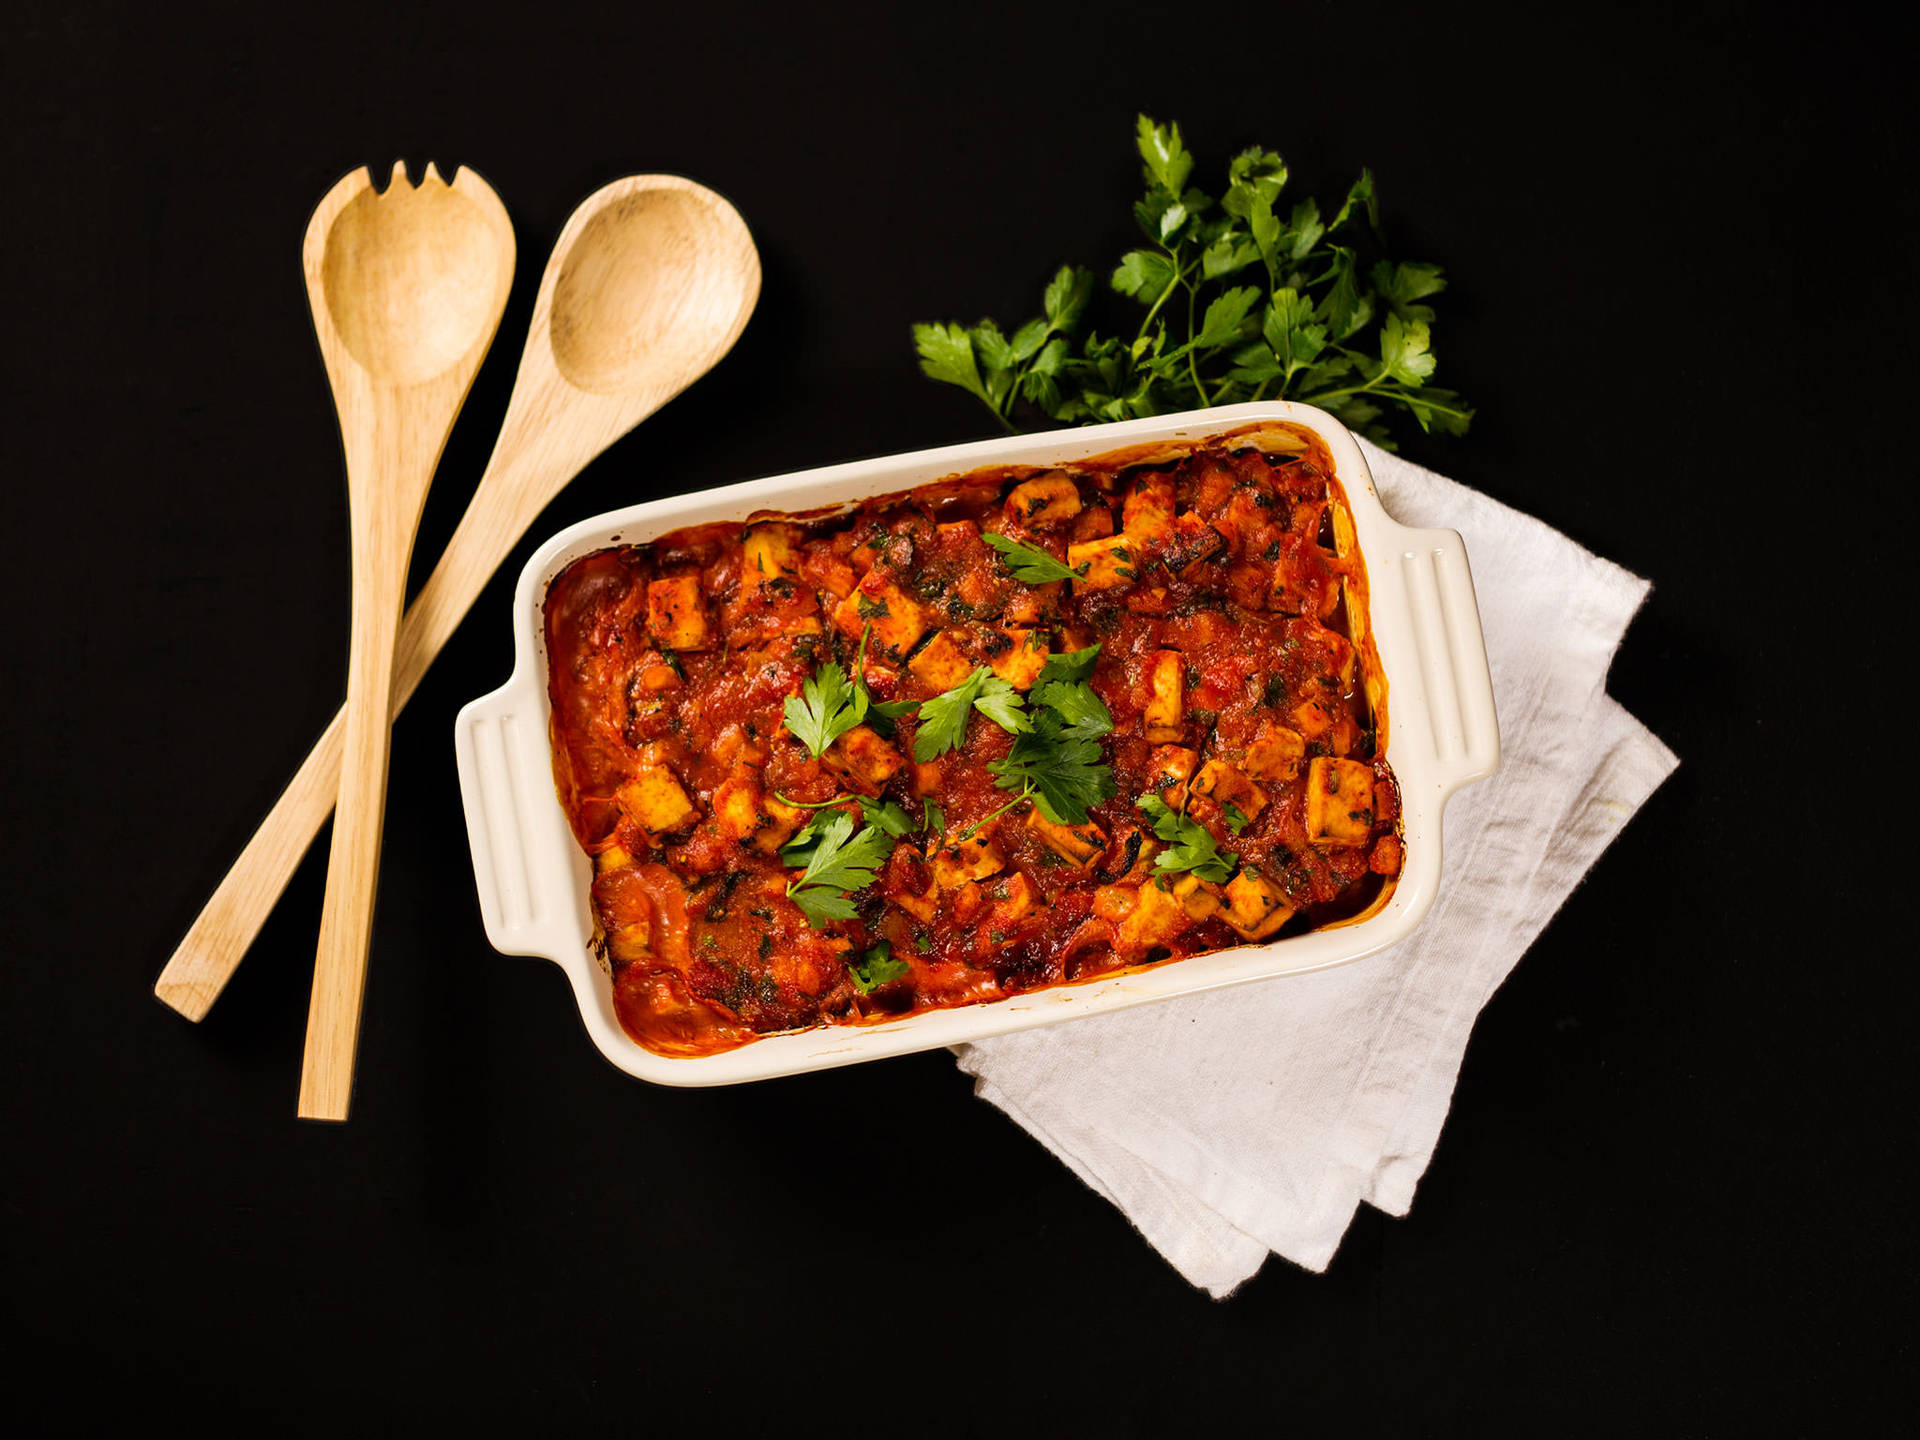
{"left": 297, "top": 163, "right": 515, "bottom": 1120}
{"left": 155, "top": 174, "right": 762, "bottom": 1036}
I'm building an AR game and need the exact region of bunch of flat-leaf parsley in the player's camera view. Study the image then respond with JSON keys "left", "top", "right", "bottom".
{"left": 912, "top": 115, "right": 1471, "bottom": 450}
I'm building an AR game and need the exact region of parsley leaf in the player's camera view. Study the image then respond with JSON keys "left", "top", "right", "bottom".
{"left": 860, "top": 798, "right": 919, "bottom": 838}
{"left": 923, "top": 799, "right": 944, "bottom": 835}
{"left": 970, "top": 673, "right": 1032, "bottom": 734}
{"left": 784, "top": 811, "right": 896, "bottom": 929}
{"left": 848, "top": 939, "right": 910, "bottom": 994}
{"left": 1137, "top": 795, "right": 1238, "bottom": 882}
{"left": 912, "top": 668, "right": 988, "bottom": 760}
{"left": 983, "top": 533, "right": 1086, "bottom": 585}
{"left": 1222, "top": 800, "right": 1252, "bottom": 835}
{"left": 1035, "top": 643, "right": 1102, "bottom": 686}
{"left": 782, "top": 658, "right": 867, "bottom": 760}
{"left": 911, "top": 116, "right": 1470, "bottom": 449}
{"left": 992, "top": 708, "right": 1117, "bottom": 826}
{"left": 912, "top": 667, "right": 1032, "bottom": 761}
{"left": 1031, "top": 679, "right": 1112, "bottom": 740}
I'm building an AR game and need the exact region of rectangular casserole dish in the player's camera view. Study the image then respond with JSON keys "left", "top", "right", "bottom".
{"left": 454, "top": 402, "right": 1499, "bottom": 1085}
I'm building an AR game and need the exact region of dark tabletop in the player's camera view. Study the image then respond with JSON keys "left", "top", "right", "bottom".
{"left": 4, "top": 2, "right": 1907, "bottom": 1432}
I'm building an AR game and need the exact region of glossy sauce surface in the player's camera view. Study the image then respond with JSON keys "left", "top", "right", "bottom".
{"left": 544, "top": 424, "right": 1402, "bottom": 1055}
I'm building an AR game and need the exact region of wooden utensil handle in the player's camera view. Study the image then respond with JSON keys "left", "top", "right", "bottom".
{"left": 297, "top": 552, "right": 406, "bottom": 1121}
{"left": 153, "top": 485, "right": 530, "bottom": 1022}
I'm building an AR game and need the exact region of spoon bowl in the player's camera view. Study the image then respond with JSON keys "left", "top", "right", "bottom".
{"left": 550, "top": 185, "right": 751, "bottom": 394}
{"left": 321, "top": 172, "right": 514, "bottom": 384}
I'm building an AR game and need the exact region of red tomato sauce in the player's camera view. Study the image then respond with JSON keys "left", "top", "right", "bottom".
{"left": 543, "top": 423, "right": 1402, "bottom": 1056}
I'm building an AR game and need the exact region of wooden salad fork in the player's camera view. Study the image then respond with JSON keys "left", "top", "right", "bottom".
{"left": 154, "top": 175, "right": 762, "bottom": 1050}
{"left": 297, "top": 163, "right": 515, "bottom": 1120}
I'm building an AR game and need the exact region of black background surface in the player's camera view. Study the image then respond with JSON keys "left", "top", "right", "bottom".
{"left": 4, "top": 2, "right": 1910, "bottom": 1432}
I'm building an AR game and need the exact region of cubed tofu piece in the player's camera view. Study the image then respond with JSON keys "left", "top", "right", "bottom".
{"left": 1121, "top": 473, "right": 1176, "bottom": 540}
{"left": 1144, "top": 649, "right": 1185, "bottom": 743}
{"left": 1067, "top": 534, "right": 1139, "bottom": 590}
{"left": 1291, "top": 697, "right": 1336, "bottom": 742}
{"left": 987, "top": 628, "right": 1050, "bottom": 690}
{"left": 1003, "top": 581, "right": 1058, "bottom": 624}
{"left": 931, "top": 831, "right": 1006, "bottom": 888}
{"left": 1169, "top": 874, "right": 1221, "bottom": 922}
{"left": 1006, "top": 472, "right": 1082, "bottom": 525}
{"left": 1025, "top": 809, "right": 1105, "bottom": 867}
{"left": 1293, "top": 698, "right": 1356, "bottom": 755}
{"left": 593, "top": 842, "right": 636, "bottom": 875}
{"left": 831, "top": 579, "right": 930, "bottom": 660}
{"left": 1244, "top": 727, "right": 1305, "bottom": 783}
{"left": 711, "top": 771, "right": 762, "bottom": 841}
{"left": 752, "top": 794, "right": 808, "bottom": 856}
{"left": 912, "top": 762, "right": 943, "bottom": 798}
{"left": 1220, "top": 867, "right": 1294, "bottom": 939}
{"left": 1305, "top": 757, "right": 1376, "bottom": 848}
{"left": 1163, "top": 512, "right": 1228, "bottom": 576}
{"left": 822, "top": 724, "right": 905, "bottom": 791}
{"left": 1112, "top": 878, "right": 1192, "bottom": 954}
{"left": 1191, "top": 760, "right": 1268, "bottom": 823}
{"left": 741, "top": 523, "right": 801, "bottom": 583}
{"left": 711, "top": 769, "right": 806, "bottom": 854}
{"left": 1144, "top": 744, "right": 1190, "bottom": 791}
{"left": 607, "top": 921, "right": 653, "bottom": 964}
{"left": 1147, "top": 745, "right": 1199, "bottom": 805}
{"left": 646, "top": 574, "right": 711, "bottom": 651}
{"left": 1071, "top": 505, "right": 1117, "bottom": 542}
{"left": 616, "top": 765, "right": 698, "bottom": 836}
{"left": 908, "top": 628, "right": 976, "bottom": 691}
{"left": 984, "top": 872, "right": 1038, "bottom": 927}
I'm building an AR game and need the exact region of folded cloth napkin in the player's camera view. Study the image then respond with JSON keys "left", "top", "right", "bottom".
{"left": 953, "top": 437, "right": 1678, "bottom": 1297}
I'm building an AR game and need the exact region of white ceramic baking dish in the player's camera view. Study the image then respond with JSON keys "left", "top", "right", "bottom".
{"left": 454, "top": 402, "right": 1499, "bottom": 1085}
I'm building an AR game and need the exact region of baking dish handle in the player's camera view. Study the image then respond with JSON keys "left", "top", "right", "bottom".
{"left": 1395, "top": 527, "right": 1501, "bottom": 794}
{"left": 454, "top": 676, "right": 580, "bottom": 960}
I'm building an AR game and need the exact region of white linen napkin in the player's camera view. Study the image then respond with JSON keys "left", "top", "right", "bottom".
{"left": 953, "top": 437, "right": 1678, "bottom": 1296}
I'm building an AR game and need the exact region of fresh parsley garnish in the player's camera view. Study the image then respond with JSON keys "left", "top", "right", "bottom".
{"left": 1035, "top": 643, "right": 1102, "bottom": 686}
{"left": 923, "top": 799, "right": 944, "bottom": 835}
{"left": 782, "top": 810, "right": 896, "bottom": 929}
{"left": 1137, "top": 795, "right": 1238, "bottom": 882}
{"left": 911, "top": 667, "right": 1030, "bottom": 762}
{"left": 848, "top": 939, "right": 910, "bottom": 994}
{"left": 991, "top": 708, "right": 1116, "bottom": 826}
{"left": 970, "top": 675, "right": 1031, "bottom": 734}
{"left": 984, "top": 533, "right": 1087, "bottom": 585}
{"left": 1030, "top": 678, "right": 1112, "bottom": 739}
{"left": 776, "top": 792, "right": 917, "bottom": 841}
{"left": 912, "top": 115, "right": 1471, "bottom": 451}
{"left": 783, "top": 658, "right": 866, "bottom": 760}
{"left": 1222, "top": 800, "right": 1252, "bottom": 835}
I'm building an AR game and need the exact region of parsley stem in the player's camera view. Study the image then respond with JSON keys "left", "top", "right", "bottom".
{"left": 959, "top": 786, "right": 1032, "bottom": 842}
{"left": 1184, "top": 280, "right": 1212, "bottom": 406}
{"left": 1135, "top": 260, "right": 1186, "bottom": 346}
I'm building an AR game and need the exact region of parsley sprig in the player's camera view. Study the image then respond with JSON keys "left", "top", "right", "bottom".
{"left": 848, "top": 939, "right": 910, "bottom": 994}
{"left": 984, "top": 533, "right": 1087, "bottom": 585}
{"left": 782, "top": 655, "right": 866, "bottom": 760}
{"left": 1137, "top": 794, "right": 1238, "bottom": 882}
{"left": 776, "top": 792, "right": 922, "bottom": 839}
{"left": 913, "top": 115, "right": 1471, "bottom": 451}
{"left": 911, "top": 666, "right": 1030, "bottom": 762}
{"left": 780, "top": 810, "right": 896, "bottom": 929}
{"left": 987, "top": 649, "right": 1117, "bottom": 826}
